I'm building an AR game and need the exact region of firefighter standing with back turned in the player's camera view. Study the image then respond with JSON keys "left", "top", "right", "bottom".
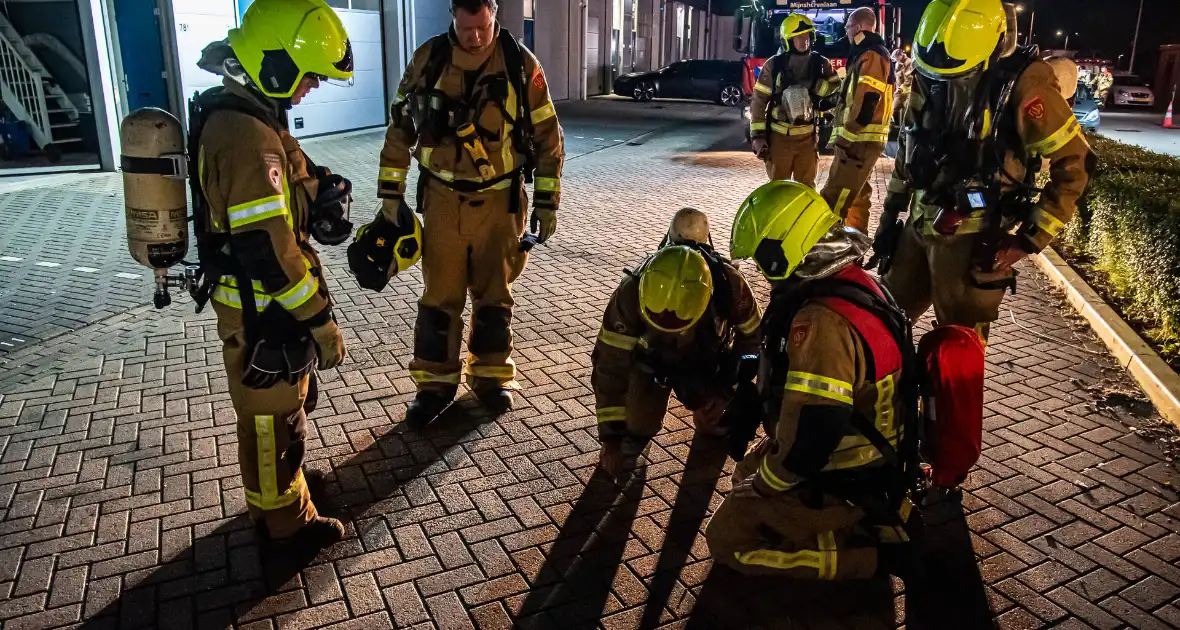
{"left": 369, "top": 0, "right": 565, "bottom": 425}
{"left": 820, "top": 7, "right": 894, "bottom": 232}
{"left": 593, "top": 209, "right": 763, "bottom": 480}
{"left": 874, "top": 0, "right": 1092, "bottom": 346}
{"left": 706, "top": 181, "right": 919, "bottom": 580}
{"left": 190, "top": 0, "right": 356, "bottom": 550}
{"left": 749, "top": 14, "right": 841, "bottom": 186}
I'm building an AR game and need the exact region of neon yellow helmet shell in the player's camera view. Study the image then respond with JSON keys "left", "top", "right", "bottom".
{"left": 914, "top": 0, "right": 1006, "bottom": 80}
{"left": 228, "top": 0, "right": 354, "bottom": 99}
{"left": 731, "top": 181, "right": 839, "bottom": 281}
{"left": 638, "top": 246, "right": 713, "bottom": 333}
{"left": 781, "top": 14, "right": 816, "bottom": 42}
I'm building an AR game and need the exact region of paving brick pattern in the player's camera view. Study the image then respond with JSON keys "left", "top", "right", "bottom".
{"left": 0, "top": 100, "right": 1175, "bottom": 629}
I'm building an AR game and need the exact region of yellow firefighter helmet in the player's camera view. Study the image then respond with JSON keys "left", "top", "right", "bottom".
{"left": 781, "top": 14, "right": 816, "bottom": 42}
{"left": 914, "top": 0, "right": 1007, "bottom": 80}
{"left": 228, "top": 0, "right": 354, "bottom": 99}
{"left": 638, "top": 246, "right": 714, "bottom": 333}
{"left": 730, "top": 180, "right": 839, "bottom": 281}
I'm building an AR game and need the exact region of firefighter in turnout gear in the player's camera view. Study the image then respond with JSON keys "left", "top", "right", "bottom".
{"left": 190, "top": 0, "right": 355, "bottom": 548}
{"left": 820, "top": 7, "right": 894, "bottom": 232}
{"left": 749, "top": 14, "right": 841, "bottom": 186}
{"left": 593, "top": 209, "right": 762, "bottom": 480}
{"left": 377, "top": 0, "right": 565, "bottom": 424}
{"left": 706, "top": 181, "right": 920, "bottom": 580}
{"left": 876, "top": 0, "right": 1092, "bottom": 344}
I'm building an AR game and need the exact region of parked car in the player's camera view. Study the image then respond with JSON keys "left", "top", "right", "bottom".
{"left": 1108, "top": 74, "right": 1155, "bottom": 108}
{"left": 614, "top": 60, "right": 745, "bottom": 107}
{"left": 1074, "top": 81, "right": 1101, "bottom": 132}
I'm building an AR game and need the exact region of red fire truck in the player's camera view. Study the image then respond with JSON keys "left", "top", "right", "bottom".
{"left": 735, "top": 0, "right": 900, "bottom": 147}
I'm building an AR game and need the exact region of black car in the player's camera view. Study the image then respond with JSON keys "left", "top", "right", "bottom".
{"left": 613, "top": 60, "right": 745, "bottom": 107}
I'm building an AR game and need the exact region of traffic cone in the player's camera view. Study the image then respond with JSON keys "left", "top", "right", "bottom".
{"left": 1165, "top": 88, "right": 1176, "bottom": 129}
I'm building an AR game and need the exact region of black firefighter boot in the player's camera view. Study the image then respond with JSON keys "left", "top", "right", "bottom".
{"left": 404, "top": 387, "right": 457, "bottom": 427}
{"left": 475, "top": 386, "right": 515, "bottom": 415}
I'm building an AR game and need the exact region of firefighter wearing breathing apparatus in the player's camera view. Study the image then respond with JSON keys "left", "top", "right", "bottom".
{"left": 750, "top": 14, "right": 841, "bottom": 186}
{"left": 592, "top": 209, "right": 763, "bottom": 480}
{"left": 706, "top": 181, "right": 921, "bottom": 580}
{"left": 180, "top": 0, "right": 355, "bottom": 549}
{"left": 873, "top": 0, "right": 1092, "bottom": 346}
{"left": 819, "top": 7, "right": 894, "bottom": 233}
{"left": 369, "top": 0, "right": 565, "bottom": 426}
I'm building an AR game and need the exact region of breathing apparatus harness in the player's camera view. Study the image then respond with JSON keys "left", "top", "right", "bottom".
{"left": 768, "top": 49, "right": 834, "bottom": 127}
{"left": 626, "top": 239, "right": 738, "bottom": 409}
{"left": 904, "top": 46, "right": 1044, "bottom": 285}
{"left": 731, "top": 271, "right": 923, "bottom": 521}
{"left": 392, "top": 29, "right": 536, "bottom": 213}
{"left": 184, "top": 87, "right": 350, "bottom": 386}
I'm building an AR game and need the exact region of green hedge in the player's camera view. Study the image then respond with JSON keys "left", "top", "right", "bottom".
{"left": 1061, "top": 134, "right": 1180, "bottom": 351}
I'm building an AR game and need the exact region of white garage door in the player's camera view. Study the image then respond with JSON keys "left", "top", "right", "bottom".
{"left": 171, "top": 0, "right": 386, "bottom": 138}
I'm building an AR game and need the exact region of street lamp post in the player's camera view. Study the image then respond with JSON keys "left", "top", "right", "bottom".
{"left": 1130, "top": 0, "right": 1144, "bottom": 73}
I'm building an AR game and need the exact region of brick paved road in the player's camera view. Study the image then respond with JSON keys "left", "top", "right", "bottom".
{"left": 0, "top": 100, "right": 1177, "bottom": 629}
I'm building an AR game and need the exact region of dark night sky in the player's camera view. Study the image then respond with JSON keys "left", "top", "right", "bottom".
{"left": 715, "top": 0, "right": 1175, "bottom": 79}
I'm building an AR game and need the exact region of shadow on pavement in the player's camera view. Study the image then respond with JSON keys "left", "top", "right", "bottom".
{"left": 685, "top": 490, "right": 995, "bottom": 629}
{"left": 689, "top": 565, "right": 896, "bottom": 630}
{"left": 637, "top": 434, "right": 729, "bottom": 629}
{"left": 77, "top": 397, "right": 489, "bottom": 629}
{"left": 513, "top": 468, "right": 646, "bottom": 628}
{"left": 906, "top": 490, "right": 997, "bottom": 630}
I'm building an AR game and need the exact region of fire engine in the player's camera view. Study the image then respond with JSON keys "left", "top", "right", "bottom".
{"left": 735, "top": 0, "right": 900, "bottom": 148}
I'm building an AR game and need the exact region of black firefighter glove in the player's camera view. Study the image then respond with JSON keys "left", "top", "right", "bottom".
{"left": 310, "top": 172, "right": 354, "bottom": 246}
{"left": 347, "top": 202, "right": 413, "bottom": 292}
{"left": 866, "top": 195, "right": 909, "bottom": 273}
{"left": 722, "top": 355, "right": 763, "bottom": 461}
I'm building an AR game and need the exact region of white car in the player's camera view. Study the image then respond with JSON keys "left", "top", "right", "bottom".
{"left": 1109, "top": 75, "right": 1156, "bottom": 108}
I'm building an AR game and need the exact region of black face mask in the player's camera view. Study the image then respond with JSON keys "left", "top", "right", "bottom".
{"left": 310, "top": 173, "right": 353, "bottom": 246}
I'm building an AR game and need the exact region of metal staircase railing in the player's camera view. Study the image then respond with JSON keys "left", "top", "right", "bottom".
{"left": 0, "top": 26, "right": 51, "bottom": 148}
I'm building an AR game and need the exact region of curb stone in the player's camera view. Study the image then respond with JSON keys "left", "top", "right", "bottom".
{"left": 1033, "top": 247, "right": 1180, "bottom": 426}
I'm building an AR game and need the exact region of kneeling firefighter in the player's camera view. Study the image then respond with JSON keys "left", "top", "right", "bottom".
{"left": 121, "top": 0, "right": 357, "bottom": 549}
{"left": 749, "top": 13, "right": 841, "bottom": 186}
{"left": 592, "top": 209, "right": 762, "bottom": 480}
{"left": 706, "top": 181, "right": 923, "bottom": 580}
{"left": 873, "top": 0, "right": 1092, "bottom": 348}
{"left": 363, "top": 0, "right": 566, "bottom": 425}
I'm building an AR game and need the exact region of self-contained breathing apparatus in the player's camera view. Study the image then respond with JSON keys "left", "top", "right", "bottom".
{"left": 725, "top": 273, "right": 924, "bottom": 522}
{"left": 392, "top": 30, "right": 537, "bottom": 212}
{"left": 628, "top": 241, "right": 740, "bottom": 409}
{"left": 886, "top": 46, "right": 1045, "bottom": 289}
{"left": 767, "top": 52, "right": 836, "bottom": 141}
{"left": 119, "top": 88, "right": 354, "bottom": 388}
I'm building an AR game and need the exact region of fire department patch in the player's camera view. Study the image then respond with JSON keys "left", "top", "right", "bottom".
{"left": 532, "top": 71, "right": 546, "bottom": 92}
{"left": 1023, "top": 96, "right": 1046, "bottom": 120}
{"left": 790, "top": 320, "right": 810, "bottom": 348}
{"left": 268, "top": 167, "right": 282, "bottom": 189}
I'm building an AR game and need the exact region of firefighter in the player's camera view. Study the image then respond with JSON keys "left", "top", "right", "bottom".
{"left": 1093, "top": 66, "right": 1114, "bottom": 104}
{"left": 819, "top": 7, "right": 894, "bottom": 232}
{"left": 706, "top": 181, "right": 918, "bottom": 580}
{"left": 375, "top": 0, "right": 565, "bottom": 424}
{"left": 892, "top": 43, "right": 915, "bottom": 123}
{"left": 593, "top": 209, "right": 763, "bottom": 479}
{"left": 749, "top": 14, "right": 841, "bottom": 186}
{"left": 191, "top": 0, "right": 354, "bottom": 548}
{"left": 875, "top": 0, "right": 1092, "bottom": 344}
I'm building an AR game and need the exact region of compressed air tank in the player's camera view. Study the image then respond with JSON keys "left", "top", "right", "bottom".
{"left": 120, "top": 108, "right": 188, "bottom": 307}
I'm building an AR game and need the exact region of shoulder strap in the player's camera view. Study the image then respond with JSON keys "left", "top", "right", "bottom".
{"left": 421, "top": 34, "right": 452, "bottom": 92}
{"left": 498, "top": 29, "right": 535, "bottom": 179}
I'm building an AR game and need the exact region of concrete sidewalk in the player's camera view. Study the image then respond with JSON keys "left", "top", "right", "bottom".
{"left": 0, "top": 101, "right": 1176, "bottom": 630}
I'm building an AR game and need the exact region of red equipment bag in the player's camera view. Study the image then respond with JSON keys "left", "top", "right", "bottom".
{"left": 918, "top": 325, "right": 986, "bottom": 488}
